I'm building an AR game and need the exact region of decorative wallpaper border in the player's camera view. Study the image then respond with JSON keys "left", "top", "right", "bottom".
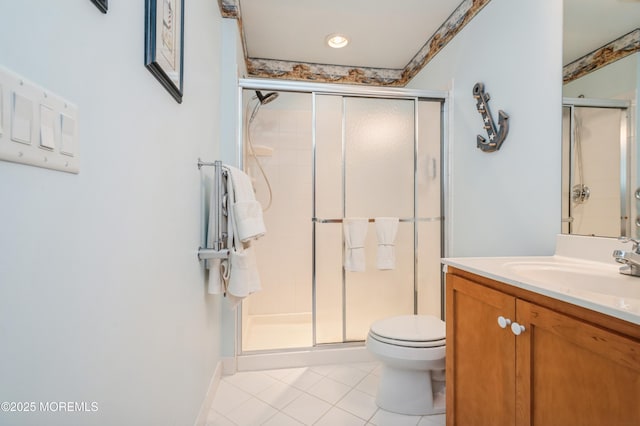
{"left": 220, "top": 0, "right": 491, "bottom": 86}
{"left": 563, "top": 29, "right": 640, "bottom": 84}
{"left": 218, "top": 0, "right": 239, "bottom": 19}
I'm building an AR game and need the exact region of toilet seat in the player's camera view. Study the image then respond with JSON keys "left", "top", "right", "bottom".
{"left": 369, "top": 315, "right": 445, "bottom": 348}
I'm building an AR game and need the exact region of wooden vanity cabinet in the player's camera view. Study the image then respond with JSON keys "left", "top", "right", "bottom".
{"left": 446, "top": 268, "right": 640, "bottom": 426}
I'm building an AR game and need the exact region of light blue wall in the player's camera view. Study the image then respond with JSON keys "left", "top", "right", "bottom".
{"left": 0, "top": 1, "right": 230, "bottom": 424}
{"left": 408, "top": 0, "right": 563, "bottom": 257}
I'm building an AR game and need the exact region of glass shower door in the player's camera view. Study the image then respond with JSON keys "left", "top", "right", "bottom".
{"left": 314, "top": 95, "right": 418, "bottom": 343}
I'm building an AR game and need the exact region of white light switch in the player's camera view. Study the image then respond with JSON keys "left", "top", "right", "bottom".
{"left": 39, "top": 104, "right": 55, "bottom": 150}
{"left": 60, "top": 113, "right": 76, "bottom": 157}
{"left": 11, "top": 91, "right": 32, "bottom": 144}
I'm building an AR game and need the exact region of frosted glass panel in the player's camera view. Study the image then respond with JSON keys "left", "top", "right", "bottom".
{"left": 417, "top": 100, "right": 442, "bottom": 318}
{"left": 417, "top": 221, "right": 442, "bottom": 317}
{"left": 314, "top": 224, "right": 343, "bottom": 344}
{"left": 345, "top": 223, "right": 415, "bottom": 341}
{"left": 344, "top": 97, "right": 414, "bottom": 218}
{"left": 344, "top": 97, "right": 415, "bottom": 341}
{"left": 315, "top": 95, "right": 343, "bottom": 219}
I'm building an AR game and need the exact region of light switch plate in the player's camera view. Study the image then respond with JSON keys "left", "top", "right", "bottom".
{"left": 0, "top": 66, "right": 79, "bottom": 173}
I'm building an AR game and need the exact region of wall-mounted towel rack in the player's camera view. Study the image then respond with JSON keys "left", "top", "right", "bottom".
{"left": 198, "top": 158, "right": 230, "bottom": 261}
{"left": 312, "top": 217, "right": 442, "bottom": 224}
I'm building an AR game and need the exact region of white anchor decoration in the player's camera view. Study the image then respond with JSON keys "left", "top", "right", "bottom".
{"left": 473, "top": 82, "right": 509, "bottom": 152}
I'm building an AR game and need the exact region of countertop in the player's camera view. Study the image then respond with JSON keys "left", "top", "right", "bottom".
{"left": 442, "top": 236, "right": 640, "bottom": 326}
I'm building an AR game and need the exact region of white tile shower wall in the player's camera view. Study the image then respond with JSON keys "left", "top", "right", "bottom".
{"left": 246, "top": 92, "right": 313, "bottom": 317}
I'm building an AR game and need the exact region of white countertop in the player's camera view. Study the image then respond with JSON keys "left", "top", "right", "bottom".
{"left": 442, "top": 235, "right": 640, "bottom": 326}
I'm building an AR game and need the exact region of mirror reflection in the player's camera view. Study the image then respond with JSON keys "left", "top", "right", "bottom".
{"left": 562, "top": 0, "right": 640, "bottom": 238}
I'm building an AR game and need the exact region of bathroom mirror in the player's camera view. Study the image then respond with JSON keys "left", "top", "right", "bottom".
{"left": 562, "top": 0, "right": 640, "bottom": 238}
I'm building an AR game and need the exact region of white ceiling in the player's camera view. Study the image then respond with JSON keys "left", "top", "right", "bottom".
{"left": 238, "top": 0, "right": 639, "bottom": 75}
{"left": 240, "top": 0, "right": 462, "bottom": 70}
{"left": 563, "top": 0, "right": 640, "bottom": 64}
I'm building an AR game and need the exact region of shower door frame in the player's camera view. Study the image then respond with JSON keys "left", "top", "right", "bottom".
{"left": 562, "top": 97, "right": 631, "bottom": 237}
{"left": 237, "top": 78, "right": 450, "bottom": 355}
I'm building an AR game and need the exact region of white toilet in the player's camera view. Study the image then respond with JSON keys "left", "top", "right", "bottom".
{"left": 366, "top": 314, "right": 446, "bottom": 416}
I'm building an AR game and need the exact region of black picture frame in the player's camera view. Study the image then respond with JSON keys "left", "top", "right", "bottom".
{"left": 144, "top": 0, "right": 185, "bottom": 104}
{"left": 90, "top": 0, "right": 108, "bottom": 13}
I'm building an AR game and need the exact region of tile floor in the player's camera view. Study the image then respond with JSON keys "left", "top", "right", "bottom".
{"left": 206, "top": 361, "right": 446, "bottom": 426}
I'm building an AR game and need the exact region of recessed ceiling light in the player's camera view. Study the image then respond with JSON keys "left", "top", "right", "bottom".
{"left": 326, "top": 33, "right": 349, "bottom": 49}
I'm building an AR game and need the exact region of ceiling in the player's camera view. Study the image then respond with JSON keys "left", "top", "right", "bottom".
{"left": 563, "top": 0, "right": 640, "bottom": 64}
{"left": 220, "top": 0, "right": 640, "bottom": 86}
{"left": 240, "top": 0, "right": 461, "bottom": 70}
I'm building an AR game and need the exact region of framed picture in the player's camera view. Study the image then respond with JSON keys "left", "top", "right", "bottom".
{"left": 90, "top": 0, "right": 108, "bottom": 13}
{"left": 144, "top": 0, "right": 185, "bottom": 103}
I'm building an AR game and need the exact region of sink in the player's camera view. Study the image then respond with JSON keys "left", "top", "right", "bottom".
{"left": 503, "top": 260, "right": 640, "bottom": 307}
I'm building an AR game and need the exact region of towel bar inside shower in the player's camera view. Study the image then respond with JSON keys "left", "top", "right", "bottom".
{"left": 312, "top": 217, "right": 442, "bottom": 224}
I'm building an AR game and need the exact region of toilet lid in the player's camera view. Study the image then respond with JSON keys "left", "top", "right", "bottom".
{"left": 369, "top": 315, "right": 445, "bottom": 345}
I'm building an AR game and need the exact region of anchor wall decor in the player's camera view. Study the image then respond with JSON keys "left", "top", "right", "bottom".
{"left": 473, "top": 82, "right": 509, "bottom": 152}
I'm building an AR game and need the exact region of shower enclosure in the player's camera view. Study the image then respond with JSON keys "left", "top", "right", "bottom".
{"left": 238, "top": 81, "right": 447, "bottom": 353}
{"left": 562, "top": 98, "right": 631, "bottom": 237}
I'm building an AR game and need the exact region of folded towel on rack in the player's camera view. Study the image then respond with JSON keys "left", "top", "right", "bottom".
{"left": 344, "top": 218, "right": 369, "bottom": 272}
{"left": 375, "top": 217, "right": 399, "bottom": 270}
{"left": 226, "top": 165, "right": 266, "bottom": 242}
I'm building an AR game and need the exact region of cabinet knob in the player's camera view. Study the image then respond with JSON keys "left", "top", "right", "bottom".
{"left": 497, "top": 316, "right": 512, "bottom": 329}
{"left": 511, "top": 322, "right": 526, "bottom": 336}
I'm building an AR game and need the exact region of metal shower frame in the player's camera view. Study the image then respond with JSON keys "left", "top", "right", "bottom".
{"left": 237, "top": 78, "right": 450, "bottom": 354}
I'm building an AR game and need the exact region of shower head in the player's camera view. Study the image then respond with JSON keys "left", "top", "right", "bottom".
{"left": 255, "top": 90, "right": 279, "bottom": 105}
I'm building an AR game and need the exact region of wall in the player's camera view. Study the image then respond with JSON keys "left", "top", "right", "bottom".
{"left": 408, "top": 0, "right": 563, "bottom": 257}
{"left": 0, "top": 1, "right": 230, "bottom": 425}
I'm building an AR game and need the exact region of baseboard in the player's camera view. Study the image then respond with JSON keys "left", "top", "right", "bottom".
{"left": 222, "top": 356, "right": 236, "bottom": 375}
{"left": 193, "top": 360, "right": 223, "bottom": 426}
{"left": 237, "top": 345, "right": 374, "bottom": 372}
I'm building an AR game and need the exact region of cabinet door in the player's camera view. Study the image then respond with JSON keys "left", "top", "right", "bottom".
{"left": 447, "top": 275, "right": 516, "bottom": 426}
{"left": 516, "top": 300, "right": 640, "bottom": 426}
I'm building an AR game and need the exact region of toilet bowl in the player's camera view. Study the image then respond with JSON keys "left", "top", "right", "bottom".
{"left": 366, "top": 314, "right": 446, "bottom": 416}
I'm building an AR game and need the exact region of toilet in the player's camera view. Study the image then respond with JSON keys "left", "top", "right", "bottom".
{"left": 366, "top": 314, "right": 446, "bottom": 416}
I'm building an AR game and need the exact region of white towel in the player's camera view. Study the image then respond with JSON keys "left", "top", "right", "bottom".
{"left": 226, "top": 166, "right": 266, "bottom": 242}
{"left": 226, "top": 244, "right": 261, "bottom": 308}
{"left": 233, "top": 200, "right": 266, "bottom": 242}
{"left": 375, "top": 217, "right": 399, "bottom": 270}
{"left": 343, "top": 218, "right": 369, "bottom": 272}
{"left": 223, "top": 166, "right": 263, "bottom": 307}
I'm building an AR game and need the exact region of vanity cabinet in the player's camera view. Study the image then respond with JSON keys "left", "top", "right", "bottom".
{"left": 446, "top": 269, "right": 640, "bottom": 426}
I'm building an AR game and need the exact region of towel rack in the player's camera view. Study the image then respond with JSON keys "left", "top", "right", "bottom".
{"left": 312, "top": 217, "right": 442, "bottom": 224}
{"left": 198, "top": 159, "right": 230, "bottom": 261}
